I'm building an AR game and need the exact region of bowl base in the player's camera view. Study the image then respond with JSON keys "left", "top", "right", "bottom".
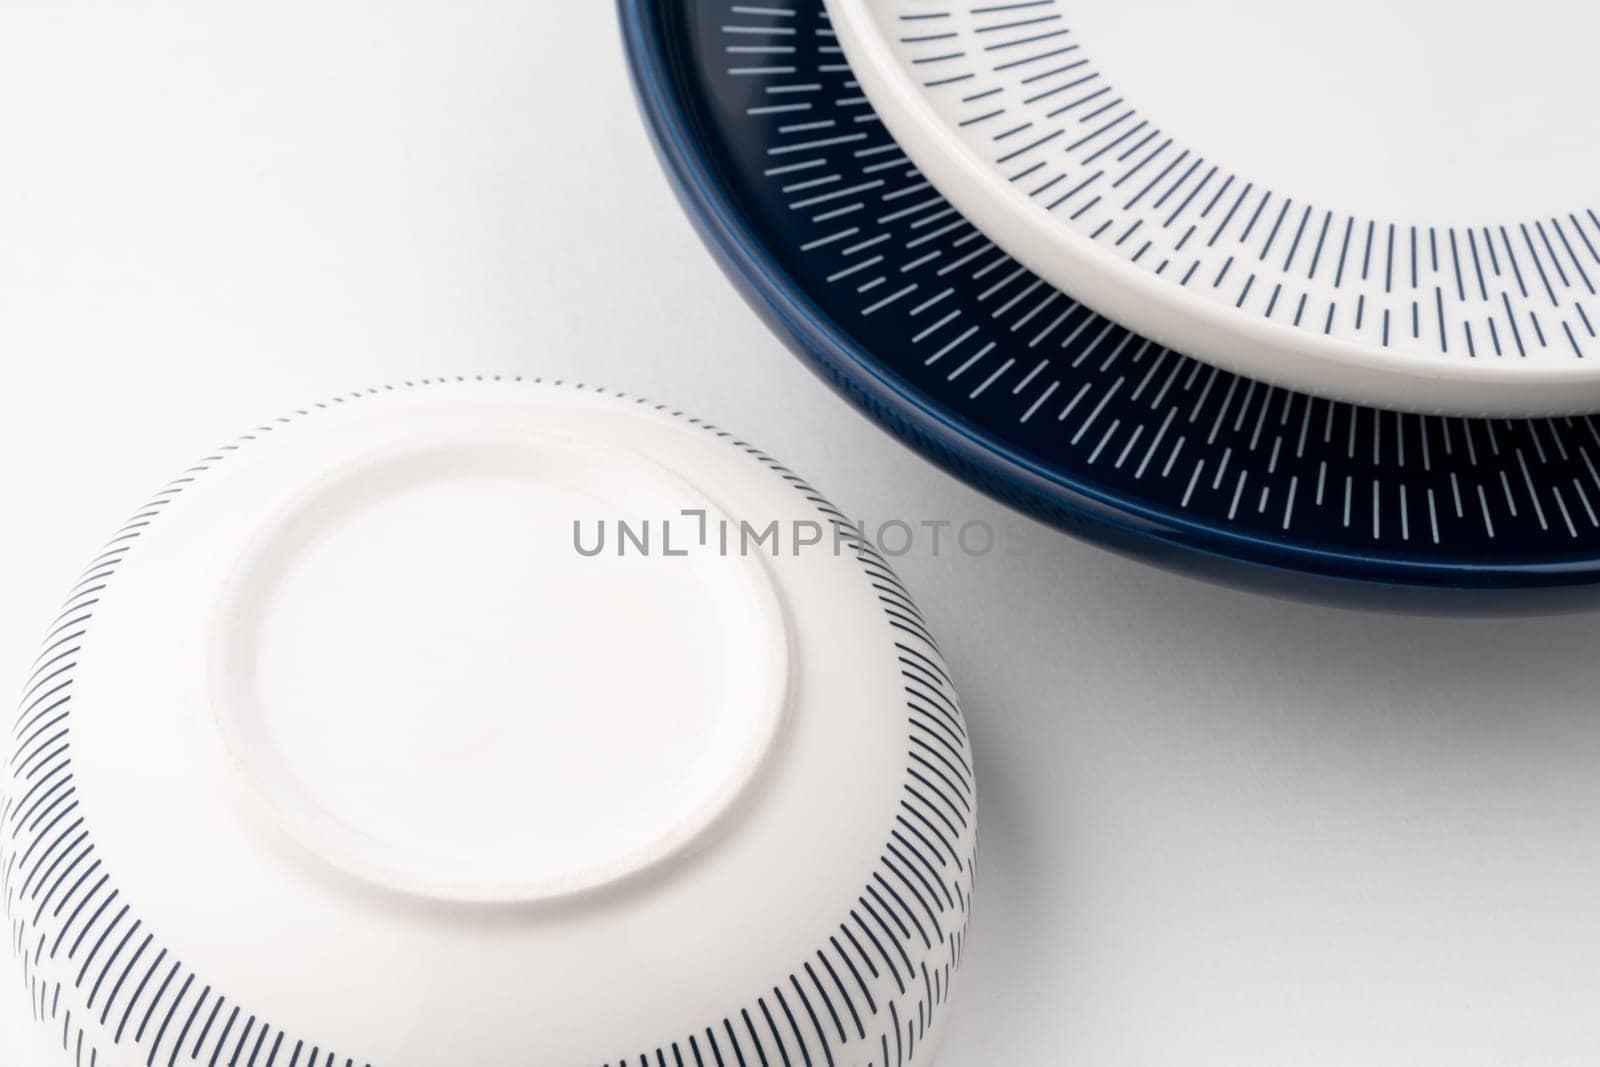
{"left": 209, "top": 428, "right": 791, "bottom": 904}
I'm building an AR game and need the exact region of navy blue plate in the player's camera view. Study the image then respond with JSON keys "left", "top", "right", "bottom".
{"left": 620, "top": 0, "right": 1600, "bottom": 609}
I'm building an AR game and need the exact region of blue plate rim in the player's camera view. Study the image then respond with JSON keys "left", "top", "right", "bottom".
{"left": 616, "top": 0, "right": 1600, "bottom": 593}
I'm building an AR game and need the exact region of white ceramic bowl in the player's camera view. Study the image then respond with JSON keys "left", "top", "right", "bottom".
{"left": 1, "top": 377, "right": 976, "bottom": 1066}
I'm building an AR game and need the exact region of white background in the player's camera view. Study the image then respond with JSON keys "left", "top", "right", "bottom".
{"left": 3, "top": 3, "right": 1600, "bottom": 1064}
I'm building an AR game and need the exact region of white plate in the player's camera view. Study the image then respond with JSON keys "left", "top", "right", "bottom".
{"left": 826, "top": 0, "right": 1600, "bottom": 415}
{"left": 1, "top": 378, "right": 975, "bottom": 1066}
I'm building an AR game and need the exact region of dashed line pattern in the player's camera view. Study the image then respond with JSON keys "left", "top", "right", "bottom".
{"left": 3, "top": 377, "right": 975, "bottom": 1066}
{"left": 672, "top": 0, "right": 1600, "bottom": 559}
{"left": 872, "top": 0, "right": 1600, "bottom": 365}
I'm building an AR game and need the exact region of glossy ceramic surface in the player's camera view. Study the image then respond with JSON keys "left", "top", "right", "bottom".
{"left": 621, "top": 0, "right": 1600, "bottom": 607}
{"left": 1, "top": 378, "right": 975, "bottom": 1066}
{"left": 826, "top": 0, "right": 1600, "bottom": 415}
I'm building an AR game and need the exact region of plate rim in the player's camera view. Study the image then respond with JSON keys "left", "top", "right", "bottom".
{"left": 823, "top": 0, "right": 1600, "bottom": 418}
{"left": 616, "top": 0, "right": 1600, "bottom": 596}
